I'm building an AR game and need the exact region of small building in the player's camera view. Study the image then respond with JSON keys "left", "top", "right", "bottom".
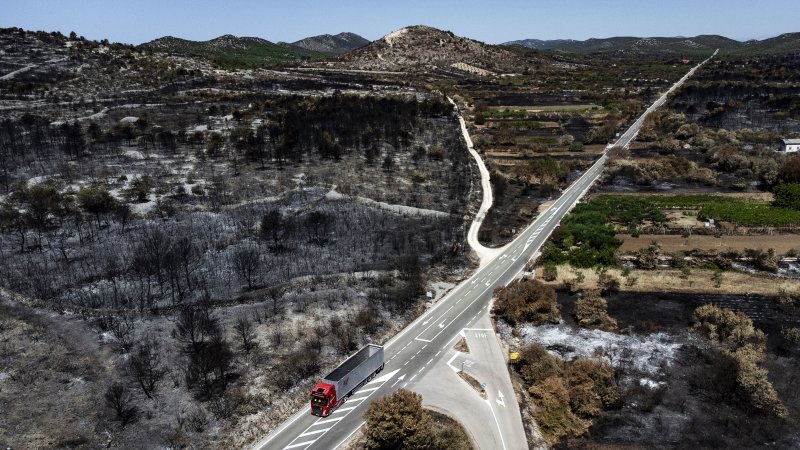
{"left": 780, "top": 139, "right": 800, "bottom": 153}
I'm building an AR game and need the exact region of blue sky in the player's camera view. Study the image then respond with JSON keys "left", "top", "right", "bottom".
{"left": 2, "top": 0, "right": 797, "bottom": 45}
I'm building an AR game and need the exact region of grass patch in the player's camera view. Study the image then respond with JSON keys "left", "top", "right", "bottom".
{"left": 484, "top": 108, "right": 528, "bottom": 119}
{"left": 529, "top": 104, "right": 602, "bottom": 112}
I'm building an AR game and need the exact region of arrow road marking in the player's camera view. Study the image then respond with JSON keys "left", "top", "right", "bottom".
{"left": 496, "top": 390, "right": 505, "bottom": 407}
{"left": 391, "top": 374, "right": 406, "bottom": 388}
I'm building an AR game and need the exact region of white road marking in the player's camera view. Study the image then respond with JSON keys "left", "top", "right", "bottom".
{"left": 298, "top": 428, "right": 328, "bottom": 438}
{"left": 390, "top": 374, "right": 406, "bottom": 388}
{"left": 314, "top": 417, "right": 342, "bottom": 425}
{"left": 485, "top": 398, "right": 508, "bottom": 450}
{"left": 284, "top": 439, "right": 318, "bottom": 449}
{"left": 496, "top": 390, "right": 506, "bottom": 407}
{"left": 331, "top": 422, "right": 366, "bottom": 450}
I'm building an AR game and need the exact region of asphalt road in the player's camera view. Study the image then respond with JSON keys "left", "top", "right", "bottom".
{"left": 254, "top": 151, "right": 607, "bottom": 450}
{"left": 253, "top": 53, "right": 715, "bottom": 450}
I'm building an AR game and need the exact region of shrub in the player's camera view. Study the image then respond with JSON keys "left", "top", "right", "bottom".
{"left": 781, "top": 327, "right": 800, "bottom": 347}
{"left": 518, "top": 344, "right": 563, "bottom": 386}
{"left": 529, "top": 376, "right": 589, "bottom": 443}
{"left": 542, "top": 263, "right": 558, "bottom": 282}
{"left": 565, "top": 359, "right": 621, "bottom": 417}
{"left": 693, "top": 305, "right": 787, "bottom": 418}
{"left": 732, "top": 345, "right": 789, "bottom": 418}
{"left": 772, "top": 183, "right": 800, "bottom": 211}
{"left": 692, "top": 304, "right": 765, "bottom": 351}
{"left": 574, "top": 291, "right": 618, "bottom": 331}
{"left": 493, "top": 279, "right": 561, "bottom": 326}
{"left": 363, "top": 389, "right": 436, "bottom": 450}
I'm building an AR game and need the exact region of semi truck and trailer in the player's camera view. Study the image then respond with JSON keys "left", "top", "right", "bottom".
{"left": 309, "top": 344, "right": 385, "bottom": 417}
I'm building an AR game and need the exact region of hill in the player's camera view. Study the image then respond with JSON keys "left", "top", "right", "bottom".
{"left": 335, "top": 25, "right": 538, "bottom": 74}
{"left": 503, "top": 35, "right": 741, "bottom": 57}
{"left": 140, "top": 34, "right": 325, "bottom": 68}
{"left": 736, "top": 32, "right": 800, "bottom": 56}
{"left": 290, "top": 32, "right": 369, "bottom": 54}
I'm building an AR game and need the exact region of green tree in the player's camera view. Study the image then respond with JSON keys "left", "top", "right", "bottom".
{"left": 773, "top": 183, "right": 800, "bottom": 211}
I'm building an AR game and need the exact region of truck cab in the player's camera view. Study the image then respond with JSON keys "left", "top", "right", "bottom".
{"left": 309, "top": 344, "right": 384, "bottom": 417}
{"left": 310, "top": 383, "right": 338, "bottom": 417}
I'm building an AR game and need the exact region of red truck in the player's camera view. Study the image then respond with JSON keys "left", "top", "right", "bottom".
{"left": 310, "top": 344, "right": 385, "bottom": 417}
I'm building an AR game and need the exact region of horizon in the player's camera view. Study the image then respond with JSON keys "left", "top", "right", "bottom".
{"left": 1, "top": 0, "right": 798, "bottom": 46}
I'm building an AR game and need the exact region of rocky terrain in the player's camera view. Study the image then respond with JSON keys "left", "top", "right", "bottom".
{"left": 333, "top": 26, "right": 542, "bottom": 74}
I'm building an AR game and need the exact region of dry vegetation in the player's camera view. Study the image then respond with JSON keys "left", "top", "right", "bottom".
{"left": 540, "top": 264, "right": 800, "bottom": 296}
{"left": 692, "top": 304, "right": 788, "bottom": 417}
{"left": 514, "top": 344, "right": 621, "bottom": 445}
{"left": 574, "top": 290, "right": 618, "bottom": 332}
{"left": 492, "top": 278, "right": 561, "bottom": 326}
{"left": 0, "top": 27, "right": 482, "bottom": 448}
{"left": 358, "top": 389, "right": 473, "bottom": 450}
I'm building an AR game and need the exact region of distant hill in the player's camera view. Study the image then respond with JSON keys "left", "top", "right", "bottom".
{"left": 736, "top": 32, "right": 800, "bottom": 56}
{"left": 335, "top": 25, "right": 538, "bottom": 74}
{"left": 290, "top": 32, "right": 369, "bottom": 54}
{"left": 140, "top": 34, "right": 325, "bottom": 67}
{"left": 503, "top": 35, "right": 742, "bottom": 57}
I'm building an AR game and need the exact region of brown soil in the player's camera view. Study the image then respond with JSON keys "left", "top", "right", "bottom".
{"left": 664, "top": 210, "right": 705, "bottom": 227}
{"left": 619, "top": 234, "right": 800, "bottom": 254}
{"left": 607, "top": 191, "right": 775, "bottom": 202}
{"left": 540, "top": 265, "right": 800, "bottom": 296}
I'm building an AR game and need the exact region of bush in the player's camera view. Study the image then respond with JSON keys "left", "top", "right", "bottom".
{"left": 732, "top": 345, "right": 789, "bottom": 418}
{"left": 565, "top": 359, "right": 621, "bottom": 417}
{"left": 529, "top": 376, "right": 589, "bottom": 443}
{"left": 781, "top": 327, "right": 800, "bottom": 347}
{"left": 518, "top": 344, "right": 564, "bottom": 386}
{"left": 542, "top": 263, "right": 558, "bottom": 282}
{"left": 574, "top": 291, "right": 618, "bottom": 331}
{"left": 692, "top": 304, "right": 765, "bottom": 351}
{"left": 772, "top": 183, "right": 800, "bottom": 211}
{"left": 514, "top": 344, "right": 621, "bottom": 444}
{"left": 363, "top": 389, "right": 436, "bottom": 450}
{"left": 692, "top": 304, "right": 787, "bottom": 418}
{"left": 493, "top": 279, "right": 560, "bottom": 326}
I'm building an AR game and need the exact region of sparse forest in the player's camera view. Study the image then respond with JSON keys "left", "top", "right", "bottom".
{"left": 0, "top": 28, "right": 478, "bottom": 448}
